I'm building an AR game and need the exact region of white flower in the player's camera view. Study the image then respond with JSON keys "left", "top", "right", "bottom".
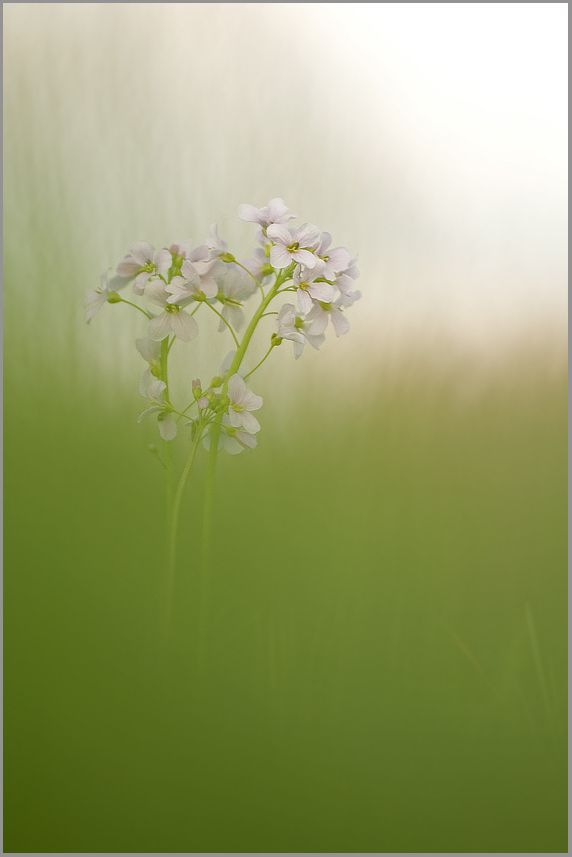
{"left": 227, "top": 374, "right": 263, "bottom": 432}
{"left": 179, "top": 248, "right": 225, "bottom": 296}
{"left": 146, "top": 282, "right": 199, "bottom": 342}
{"left": 313, "top": 232, "right": 351, "bottom": 282}
{"left": 306, "top": 298, "right": 350, "bottom": 337}
{"left": 266, "top": 223, "right": 320, "bottom": 269}
{"left": 138, "top": 379, "right": 177, "bottom": 441}
{"left": 292, "top": 261, "right": 336, "bottom": 314}
{"left": 203, "top": 415, "right": 258, "bottom": 455}
{"left": 215, "top": 270, "right": 257, "bottom": 331}
{"left": 203, "top": 223, "right": 228, "bottom": 259}
{"left": 135, "top": 337, "right": 162, "bottom": 395}
{"left": 85, "top": 270, "right": 124, "bottom": 322}
{"left": 240, "top": 248, "right": 273, "bottom": 285}
{"left": 238, "top": 198, "right": 295, "bottom": 229}
{"left": 335, "top": 255, "right": 360, "bottom": 298}
{"left": 277, "top": 303, "right": 325, "bottom": 359}
{"left": 116, "top": 242, "right": 173, "bottom": 295}
{"left": 169, "top": 240, "right": 194, "bottom": 260}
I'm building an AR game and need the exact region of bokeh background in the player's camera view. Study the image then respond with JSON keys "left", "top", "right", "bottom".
{"left": 4, "top": 3, "right": 567, "bottom": 852}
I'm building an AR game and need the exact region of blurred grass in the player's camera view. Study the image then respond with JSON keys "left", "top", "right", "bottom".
{"left": 4, "top": 340, "right": 567, "bottom": 853}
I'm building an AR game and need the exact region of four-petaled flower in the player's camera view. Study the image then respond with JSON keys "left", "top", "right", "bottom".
{"left": 292, "top": 261, "right": 336, "bottom": 314}
{"left": 227, "top": 374, "right": 263, "bottom": 433}
{"left": 238, "top": 198, "right": 295, "bottom": 229}
{"left": 277, "top": 303, "right": 326, "bottom": 359}
{"left": 266, "top": 223, "right": 320, "bottom": 269}
{"left": 146, "top": 282, "right": 199, "bottom": 342}
{"left": 116, "top": 242, "right": 173, "bottom": 295}
{"left": 85, "top": 270, "right": 125, "bottom": 322}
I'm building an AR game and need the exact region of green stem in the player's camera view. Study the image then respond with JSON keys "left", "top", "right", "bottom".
{"left": 243, "top": 342, "right": 276, "bottom": 380}
{"left": 119, "top": 298, "right": 152, "bottom": 319}
{"left": 164, "top": 427, "right": 203, "bottom": 635}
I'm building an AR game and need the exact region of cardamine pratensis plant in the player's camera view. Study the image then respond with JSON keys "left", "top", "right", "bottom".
{"left": 85, "top": 199, "right": 360, "bottom": 631}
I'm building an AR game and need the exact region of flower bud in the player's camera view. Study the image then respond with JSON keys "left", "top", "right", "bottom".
{"left": 210, "top": 375, "right": 223, "bottom": 388}
{"left": 106, "top": 291, "right": 122, "bottom": 304}
{"left": 198, "top": 397, "right": 209, "bottom": 410}
{"left": 220, "top": 252, "right": 236, "bottom": 264}
{"left": 261, "top": 262, "right": 274, "bottom": 277}
{"left": 263, "top": 243, "right": 272, "bottom": 259}
{"left": 271, "top": 333, "right": 283, "bottom": 347}
{"left": 192, "top": 379, "right": 203, "bottom": 399}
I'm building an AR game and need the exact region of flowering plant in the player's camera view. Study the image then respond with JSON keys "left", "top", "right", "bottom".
{"left": 86, "top": 199, "right": 360, "bottom": 628}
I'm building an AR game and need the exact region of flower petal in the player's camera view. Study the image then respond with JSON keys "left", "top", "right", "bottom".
{"left": 148, "top": 313, "right": 172, "bottom": 341}
{"left": 159, "top": 416, "right": 177, "bottom": 441}
{"left": 170, "top": 311, "right": 198, "bottom": 342}
{"left": 130, "top": 241, "right": 155, "bottom": 266}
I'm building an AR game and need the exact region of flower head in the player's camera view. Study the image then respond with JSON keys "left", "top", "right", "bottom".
{"left": 85, "top": 270, "right": 124, "bottom": 322}
{"left": 277, "top": 303, "right": 326, "bottom": 359}
{"left": 238, "top": 198, "right": 295, "bottom": 229}
{"left": 146, "top": 282, "right": 198, "bottom": 342}
{"left": 267, "top": 223, "right": 320, "bottom": 269}
{"left": 227, "top": 374, "right": 263, "bottom": 432}
{"left": 116, "top": 242, "right": 172, "bottom": 295}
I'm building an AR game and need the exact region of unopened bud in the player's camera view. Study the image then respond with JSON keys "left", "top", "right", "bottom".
{"left": 210, "top": 375, "right": 223, "bottom": 388}
{"left": 271, "top": 333, "right": 282, "bottom": 347}
{"left": 220, "top": 252, "right": 236, "bottom": 264}
{"left": 261, "top": 262, "right": 274, "bottom": 276}
{"left": 107, "top": 291, "right": 122, "bottom": 304}
{"left": 198, "top": 397, "right": 209, "bottom": 410}
{"left": 263, "top": 243, "right": 272, "bottom": 259}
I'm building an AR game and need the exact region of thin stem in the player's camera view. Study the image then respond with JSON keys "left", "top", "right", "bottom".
{"left": 243, "top": 343, "right": 276, "bottom": 380}
{"left": 119, "top": 298, "right": 152, "bottom": 319}
{"left": 203, "top": 302, "right": 240, "bottom": 347}
{"left": 164, "top": 427, "right": 203, "bottom": 636}
{"left": 199, "top": 424, "right": 219, "bottom": 669}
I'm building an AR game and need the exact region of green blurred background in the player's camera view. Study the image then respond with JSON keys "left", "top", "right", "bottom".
{"left": 4, "top": 4, "right": 567, "bottom": 853}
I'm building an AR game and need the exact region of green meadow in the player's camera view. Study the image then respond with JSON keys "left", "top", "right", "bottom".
{"left": 4, "top": 328, "right": 567, "bottom": 852}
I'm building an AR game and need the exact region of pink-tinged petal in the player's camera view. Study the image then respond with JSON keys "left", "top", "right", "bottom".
{"left": 197, "top": 276, "right": 219, "bottom": 299}
{"left": 293, "top": 248, "right": 317, "bottom": 267}
{"left": 297, "top": 289, "right": 313, "bottom": 315}
{"left": 146, "top": 282, "right": 169, "bottom": 307}
{"left": 170, "top": 311, "right": 198, "bottom": 342}
{"left": 240, "top": 411, "right": 260, "bottom": 433}
{"left": 181, "top": 260, "right": 196, "bottom": 281}
{"left": 130, "top": 241, "right": 155, "bottom": 266}
{"left": 159, "top": 416, "right": 177, "bottom": 441}
{"left": 315, "top": 231, "right": 332, "bottom": 254}
{"left": 138, "top": 405, "right": 163, "bottom": 423}
{"left": 117, "top": 258, "right": 141, "bottom": 277}
{"left": 308, "top": 312, "right": 328, "bottom": 336}
{"left": 189, "top": 244, "right": 209, "bottom": 264}
{"left": 331, "top": 309, "right": 350, "bottom": 337}
{"left": 154, "top": 249, "right": 173, "bottom": 275}
{"left": 270, "top": 244, "right": 293, "bottom": 269}
{"left": 148, "top": 313, "right": 172, "bottom": 341}
{"left": 266, "top": 223, "right": 292, "bottom": 245}
{"left": 133, "top": 271, "right": 151, "bottom": 295}
{"left": 294, "top": 223, "right": 320, "bottom": 247}
{"left": 336, "top": 273, "right": 354, "bottom": 295}
{"left": 228, "top": 374, "right": 246, "bottom": 403}
{"left": 308, "top": 282, "right": 336, "bottom": 303}
{"left": 266, "top": 198, "right": 289, "bottom": 221}
{"left": 238, "top": 203, "right": 259, "bottom": 223}
{"left": 228, "top": 409, "right": 241, "bottom": 428}
{"left": 327, "top": 247, "right": 351, "bottom": 272}
{"left": 85, "top": 288, "right": 101, "bottom": 306}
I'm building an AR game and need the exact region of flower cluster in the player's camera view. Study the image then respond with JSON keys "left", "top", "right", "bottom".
{"left": 86, "top": 199, "right": 360, "bottom": 454}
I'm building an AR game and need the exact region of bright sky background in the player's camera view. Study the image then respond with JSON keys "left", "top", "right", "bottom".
{"left": 5, "top": 3, "right": 568, "bottom": 385}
